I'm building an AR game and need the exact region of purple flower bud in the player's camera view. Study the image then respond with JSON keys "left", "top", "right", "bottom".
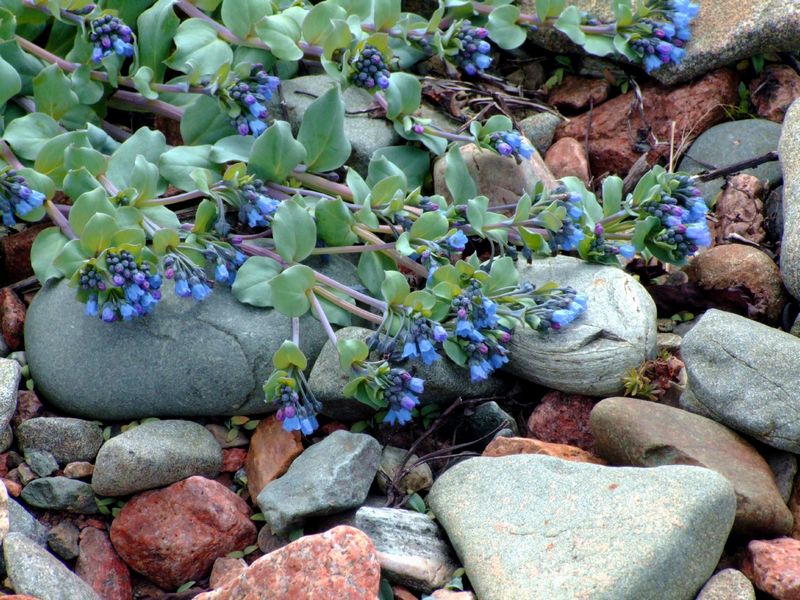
{"left": 412, "top": 124, "right": 425, "bottom": 134}
{"left": 496, "top": 142, "right": 513, "bottom": 156}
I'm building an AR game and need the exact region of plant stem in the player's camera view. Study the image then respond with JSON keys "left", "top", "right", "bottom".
{"left": 309, "top": 242, "right": 396, "bottom": 255}
{"left": 291, "top": 317, "right": 300, "bottom": 345}
{"left": 268, "top": 182, "right": 337, "bottom": 201}
{"left": 142, "top": 190, "right": 208, "bottom": 206}
{"left": 44, "top": 200, "right": 76, "bottom": 239}
{"left": 354, "top": 226, "right": 428, "bottom": 278}
{"left": 0, "top": 140, "right": 23, "bottom": 169}
{"left": 308, "top": 290, "right": 338, "bottom": 346}
{"left": 312, "top": 271, "right": 387, "bottom": 311}
{"left": 292, "top": 171, "right": 354, "bottom": 201}
{"left": 109, "top": 90, "right": 185, "bottom": 121}
{"left": 314, "top": 285, "right": 383, "bottom": 325}
{"left": 597, "top": 210, "right": 629, "bottom": 225}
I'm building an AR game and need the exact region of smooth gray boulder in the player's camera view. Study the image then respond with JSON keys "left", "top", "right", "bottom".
{"left": 352, "top": 506, "right": 459, "bottom": 592}
{"left": 681, "top": 309, "right": 800, "bottom": 452}
{"left": 695, "top": 568, "right": 756, "bottom": 600}
{"left": 257, "top": 430, "right": 381, "bottom": 534}
{"left": 678, "top": 119, "right": 782, "bottom": 204}
{"left": 17, "top": 417, "right": 104, "bottom": 465}
{"left": 4, "top": 532, "right": 100, "bottom": 600}
{"left": 309, "top": 327, "right": 510, "bottom": 420}
{"left": 524, "top": 0, "right": 800, "bottom": 86}
{"left": 428, "top": 455, "right": 736, "bottom": 600}
{"left": 21, "top": 478, "right": 98, "bottom": 514}
{"left": 0, "top": 359, "right": 20, "bottom": 452}
{"left": 0, "top": 497, "right": 48, "bottom": 576}
{"left": 25, "top": 258, "right": 358, "bottom": 419}
{"left": 92, "top": 420, "right": 222, "bottom": 496}
{"left": 505, "top": 257, "right": 657, "bottom": 395}
{"left": 780, "top": 100, "right": 800, "bottom": 299}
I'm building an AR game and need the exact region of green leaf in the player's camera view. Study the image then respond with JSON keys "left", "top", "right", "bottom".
{"left": 583, "top": 34, "right": 616, "bottom": 57}
{"left": 269, "top": 264, "right": 315, "bottom": 317}
{"left": 409, "top": 211, "right": 448, "bottom": 241}
{"left": 222, "top": 0, "right": 270, "bottom": 39}
{"left": 152, "top": 228, "right": 180, "bottom": 255}
{"left": 385, "top": 72, "right": 421, "bottom": 119}
{"left": 373, "top": 0, "right": 400, "bottom": 30}
{"left": 406, "top": 492, "right": 426, "bottom": 513}
{"left": 466, "top": 195, "right": 489, "bottom": 235}
{"left": 4, "top": 112, "right": 62, "bottom": 161}
{"left": 378, "top": 579, "right": 394, "bottom": 600}
{"left": 231, "top": 255, "right": 282, "bottom": 307}
{"left": 357, "top": 251, "right": 395, "bottom": 296}
{"left": 367, "top": 156, "right": 406, "bottom": 188}
{"left": 53, "top": 239, "right": 89, "bottom": 278}
{"left": 167, "top": 18, "right": 233, "bottom": 83}
{"left": 210, "top": 135, "right": 254, "bottom": 163}
{"left": 486, "top": 5, "right": 527, "bottom": 50}
{"left": 33, "top": 64, "right": 79, "bottom": 121}
{"left": 107, "top": 128, "right": 167, "bottom": 191}
{"left": 369, "top": 175, "right": 405, "bottom": 205}
{"left": 175, "top": 582, "right": 196, "bottom": 594}
{"left": 381, "top": 270, "right": 410, "bottom": 305}
{"left": 255, "top": 15, "right": 303, "bottom": 61}
{"left": 180, "top": 95, "right": 233, "bottom": 145}
{"left": 273, "top": 340, "right": 308, "bottom": 370}
{"left": 63, "top": 168, "right": 102, "bottom": 200}
{"left": 315, "top": 198, "right": 357, "bottom": 246}
{"left": 303, "top": 2, "right": 346, "bottom": 44}
{"left": 272, "top": 198, "right": 317, "bottom": 262}
{"left": 159, "top": 145, "right": 217, "bottom": 191}
{"left": 297, "top": 85, "right": 350, "bottom": 172}
{"left": 601, "top": 175, "right": 623, "bottom": 217}
{"left": 249, "top": 121, "right": 306, "bottom": 182}
{"left": 337, "top": 338, "right": 369, "bottom": 370}
{"left": 632, "top": 215, "right": 661, "bottom": 248}
{"left": 372, "top": 146, "right": 429, "bottom": 189}
{"left": 31, "top": 227, "right": 69, "bottom": 283}
{"left": 69, "top": 188, "right": 116, "bottom": 238}
{"left": 110, "top": 228, "right": 146, "bottom": 248}
{"left": 137, "top": 0, "right": 180, "bottom": 82}
{"left": 193, "top": 199, "right": 217, "bottom": 233}
{"left": 64, "top": 146, "right": 106, "bottom": 177}
{"left": 554, "top": 5, "right": 586, "bottom": 45}
{"left": 69, "top": 66, "right": 104, "bottom": 105}
{"left": 444, "top": 146, "right": 477, "bottom": 202}
{"left": 0, "top": 51, "right": 21, "bottom": 105}
{"left": 80, "top": 213, "right": 117, "bottom": 255}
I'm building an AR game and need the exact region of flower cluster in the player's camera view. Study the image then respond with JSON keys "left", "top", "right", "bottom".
{"left": 235, "top": 179, "right": 280, "bottom": 228}
{"left": 551, "top": 191, "right": 586, "bottom": 252}
{"left": 488, "top": 130, "right": 534, "bottom": 161}
{"left": 408, "top": 229, "right": 468, "bottom": 278}
{"left": 202, "top": 242, "right": 246, "bottom": 285}
{"left": 400, "top": 314, "right": 448, "bottom": 365}
{"left": 452, "top": 25, "right": 492, "bottom": 75}
{"left": 350, "top": 45, "right": 391, "bottom": 90}
{"left": 532, "top": 286, "right": 588, "bottom": 331}
{"left": 163, "top": 253, "right": 212, "bottom": 301}
{"left": 371, "top": 367, "right": 423, "bottom": 426}
{"left": 586, "top": 223, "right": 636, "bottom": 262}
{"left": 89, "top": 15, "right": 134, "bottom": 63}
{"left": 642, "top": 174, "right": 710, "bottom": 260}
{"left": 269, "top": 377, "right": 321, "bottom": 435}
{"left": 450, "top": 280, "right": 510, "bottom": 382}
{"left": 631, "top": 0, "right": 699, "bottom": 73}
{"left": 0, "top": 169, "right": 45, "bottom": 227}
{"left": 225, "top": 65, "right": 280, "bottom": 137}
{"left": 87, "top": 251, "right": 162, "bottom": 322}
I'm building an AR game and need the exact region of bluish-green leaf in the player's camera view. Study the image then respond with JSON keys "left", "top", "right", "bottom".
{"left": 444, "top": 146, "right": 477, "bottom": 202}
{"left": 232, "top": 255, "right": 282, "bottom": 307}
{"left": 554, "top": 5, "right": 586, "bottom": 45}
{"left": 33, "top": 64, "right": 79, "bottom": 120}
{"left": 316, "top": 197, "right": 357, "bottom": 246}
{"left": 249, "top": 121, "right": 306, "bottom": 182}
{"left": 167, "top": 18, "right": 233, "bottom": 83}
{"left": 381, "top": 270, "right": 410, "bottom": 305}
{"left": 297, "top": 85, "right": 350, "bottom": 172}
{"left": 181, "top": 95, "right": 233, "bottom": 145}
{"left": 372, "top": 146, "right": 429, "bottom": 189}
{"left": 3, "top": 112, "right": 61, "bottom": 161}
{"left": 272, "top": 198, "right": 317, "bottom": 262}
{"left": 0, "top": 51, "right": 21, "bottom": 105}
{"left": 137, "top": 0, "right": 180, "bottom": 81}
{"left": 80, "top": 213, "right": 117, "bottom": 256}
{"left": 30, "top": 226, "right": 68, "bottom": 283}
{"left": 385, "top": 72, "right": 421, "bottom": 120}
{"left": 409, "top": 210, "right": 448, "bottom": 240}
{"left": 269, "top": 264, "right": 315, "bottom": 317}
{"left": 221, "top": 0, "right": 271, "bottom": 39}
{"left": 69, "top": 187, "right": 116, "bottom": 237}
{"left": 159, "top": 145, "right": 217, "bottom": 191}
{"left": 486, "top": 5, "right": 527, "bottom": 50}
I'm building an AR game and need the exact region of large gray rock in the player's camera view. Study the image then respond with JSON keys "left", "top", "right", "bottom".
{"left": 21, "top": 478, "right": 98, "bottom": 514}
{"left": 0, "top": 497, "right": 49, "bottom": 576}
{"left": 678, "top": 120, "right": 782, "bottom": 204}
{"left": 428, "top": 455, "right": 736, "bottom": 600}
{"left": 25, "top": 258, "right": 359, "bottom": 419}
{"left": 681, "top": 309, "right": 800, "bottom": 452}
{"left": 590, "top": 397, "right": 793, "bottom": 536}
{"left": 780, "top": 100, "right": 800, "bottom": 299}
{"left": 308, "top": 327, "right": 510, "bottom": 420}
{"left": 524, "top": 0, "right": 800, "bottom": 86}
{"left": 269, "top": 75, "right": 399, "bottom": 174}
{"left": 0, "top": 358, "right": 20, "bottom": 452}
{"left": 505, "top": 257, "right": 657, "bottom": 395}
{"left": 92, "top": 420, "right": 222, "bottom": 496}
{"left": 695, "top": 568, "right": 756, "bottom": 600}
{"left": 4, "top": 532, "right": 100, "bottom": 600}
{"left": 17, "top": 417, "right": 104, "bottom": 465}
{"left": 520, "top": 112, "right": 562, "bottom": 154}
{"left": 257, "top": 430, "right": 381, "bottom": 534}
{"left": 351, "top": 506, "right": 459, "bottom": 592}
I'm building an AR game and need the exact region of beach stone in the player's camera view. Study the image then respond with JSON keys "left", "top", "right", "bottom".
{"left": 780, "top": 100, "right": 800, "bottom": 299}
{"left": 0, "top": 497, "right": 47, "bottom": 576}
{"left": 309, "top": 327, "right": 510, "bottom": 420}
{"left": 527, "top": 391, "right": 597, "bottom": 451}
{"left": 47, "top": 521, "right": 80, "bottom": 560}
{"left": 711, "top": 175, "right": 766, "bottom": 245}
{"left": 194, "top": 526, "right": 381, "bottom": 600}
{"left": 544, "top": 137, "right": 591, "bottom": 184}
{"left": 523, "top": 0, "right": 800, "bottom": 86}
{"left": 761, "top": 446, "right": 798, "bottom": 504}
{"left": 519, "top": 112, "right": 561, "bottom": 153}
{"left": 257, "top": 430, "right": 381, "bottom": 534}
{"left": 92, "top": 419, "right": 222, "bottom": 496}
{"left": 209, "top": 557, "right": 247, "bottom": 589}
{"left": 743, "top": 537, "right": 800, "bottom": 599}
{"left": 4, "top": 532, "right": 100, "bottom": 600}
{"left": 24, "top": 259, "right": 357, "bottom": 419}
{"left": 244, "top": 415, "right": 303, "bottom": 499}
{"left": 695, "top": 568, "right": 755, "bottom": 600}
{"left": 751, "top": 64, "right": 800, "bottom": 123}
{"left": 12, "top": 390, "right": 43, "bottom": 428}
{"left": 17, "top": 418, "right": 104, "bottom": 465}
{"left": 482, "top": 436, "right": 606, "bottom": 464}
{"left": 205, "top": 423, "right": 249, "bottom": 448}
{"left": 681, "top": 309, "right": 800, "bottom": 452}
{"left": 506, "top": 257, "right": 656, "bottom": 396}
{"left": 269, "top": 75, "right": 398, "bottom": 175}
{"left": 427, "top": 455, "right": 736, "bottom": 600}
{"left": 590, "top": 397, "right": 793, "bottom": 536}
{"left": 465, "top": 401, "right": 519, "bottom": 442}
{"left": 679, "top": 119, "right": 783, "bottom": 205}
{"left": 375, "top": 446, "right": 433, "bottom": 496}
{"left": 351, "top": 506, "right": 458, "bottom": 592}
{"left": 547, "top": 75, "right": 610, "bottom": 112}
{"left": 22, "top": 448, "right": 57, "bottom": 477}
{"left": 109, "top": 476, "right": 256, "bottom": 590}
{"left": 63, "top": 462, "right": 94, "bottom": 480}
{"left": 75, "top": 527, "right": 132, "bottom": 600}
{"left": 0, "top": 359, "right": 20, "bottom": 454}
{"left": 766, "top": 185, "right": 784, "bottom": 242}
{"left": 21, "top": 478, "right": 98, "bottom": 514}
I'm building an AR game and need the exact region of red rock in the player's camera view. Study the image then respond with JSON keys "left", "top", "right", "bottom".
{"left": 75, "top": 527, "right": 132, "bottom": 600}
{"left": 0, "top": 287, "right": 26, "bottom": 350}
{"left": 209, "top": 557, "right": 247, "bottom": 589}
{"left": 712, "top": 174, "right": 766, "bottom": 245}
{"left": 245, "top": 416, "right": 303, "bottom": 499}
{"left": 527, "top": 391, "right": 598, "bottom": 452}
{"left": 548, "top": 75, "right": 610, "bottom": 112}
{"left": 109, "top": 476, "right": 256, "bottom": 590}
{"left": 221, "top": 448, "right": 247, "bottom": 473}
{"left": 555, "top": 69, "right": 739, "bottom": 176}
{"left": 0, "top": 453, "right": 8, "bottom": 478}
{"left": 483, "top": 436, "right": 606, "bottom": 464}
{"left": 544, "top": 137, "right": 591, "bottom": 184}
{"left": 64, "top": 461, "right": 95, "bottom": 479}
{"left": 12, "top": 390, "right": 44, "bottom": 428}
{"left": 3, "top": 477, "right": 22, "bottom": 496}
{"left": 3, "top": 596, "right": 44, "bottom": 600}
{"left": 0, "top": 223, "right": 50, "bottom": 284}
{"left": 392, "top": 585, "right": 419, "bottom": 600}
{"left": 743, "top": 537, "right": 800, "bottom": 599}
{"left": 751, "top": 65, "right": 800, "bottom": 123}
{"left": 194, "top": 526, "right": 381, "bottom": 600}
